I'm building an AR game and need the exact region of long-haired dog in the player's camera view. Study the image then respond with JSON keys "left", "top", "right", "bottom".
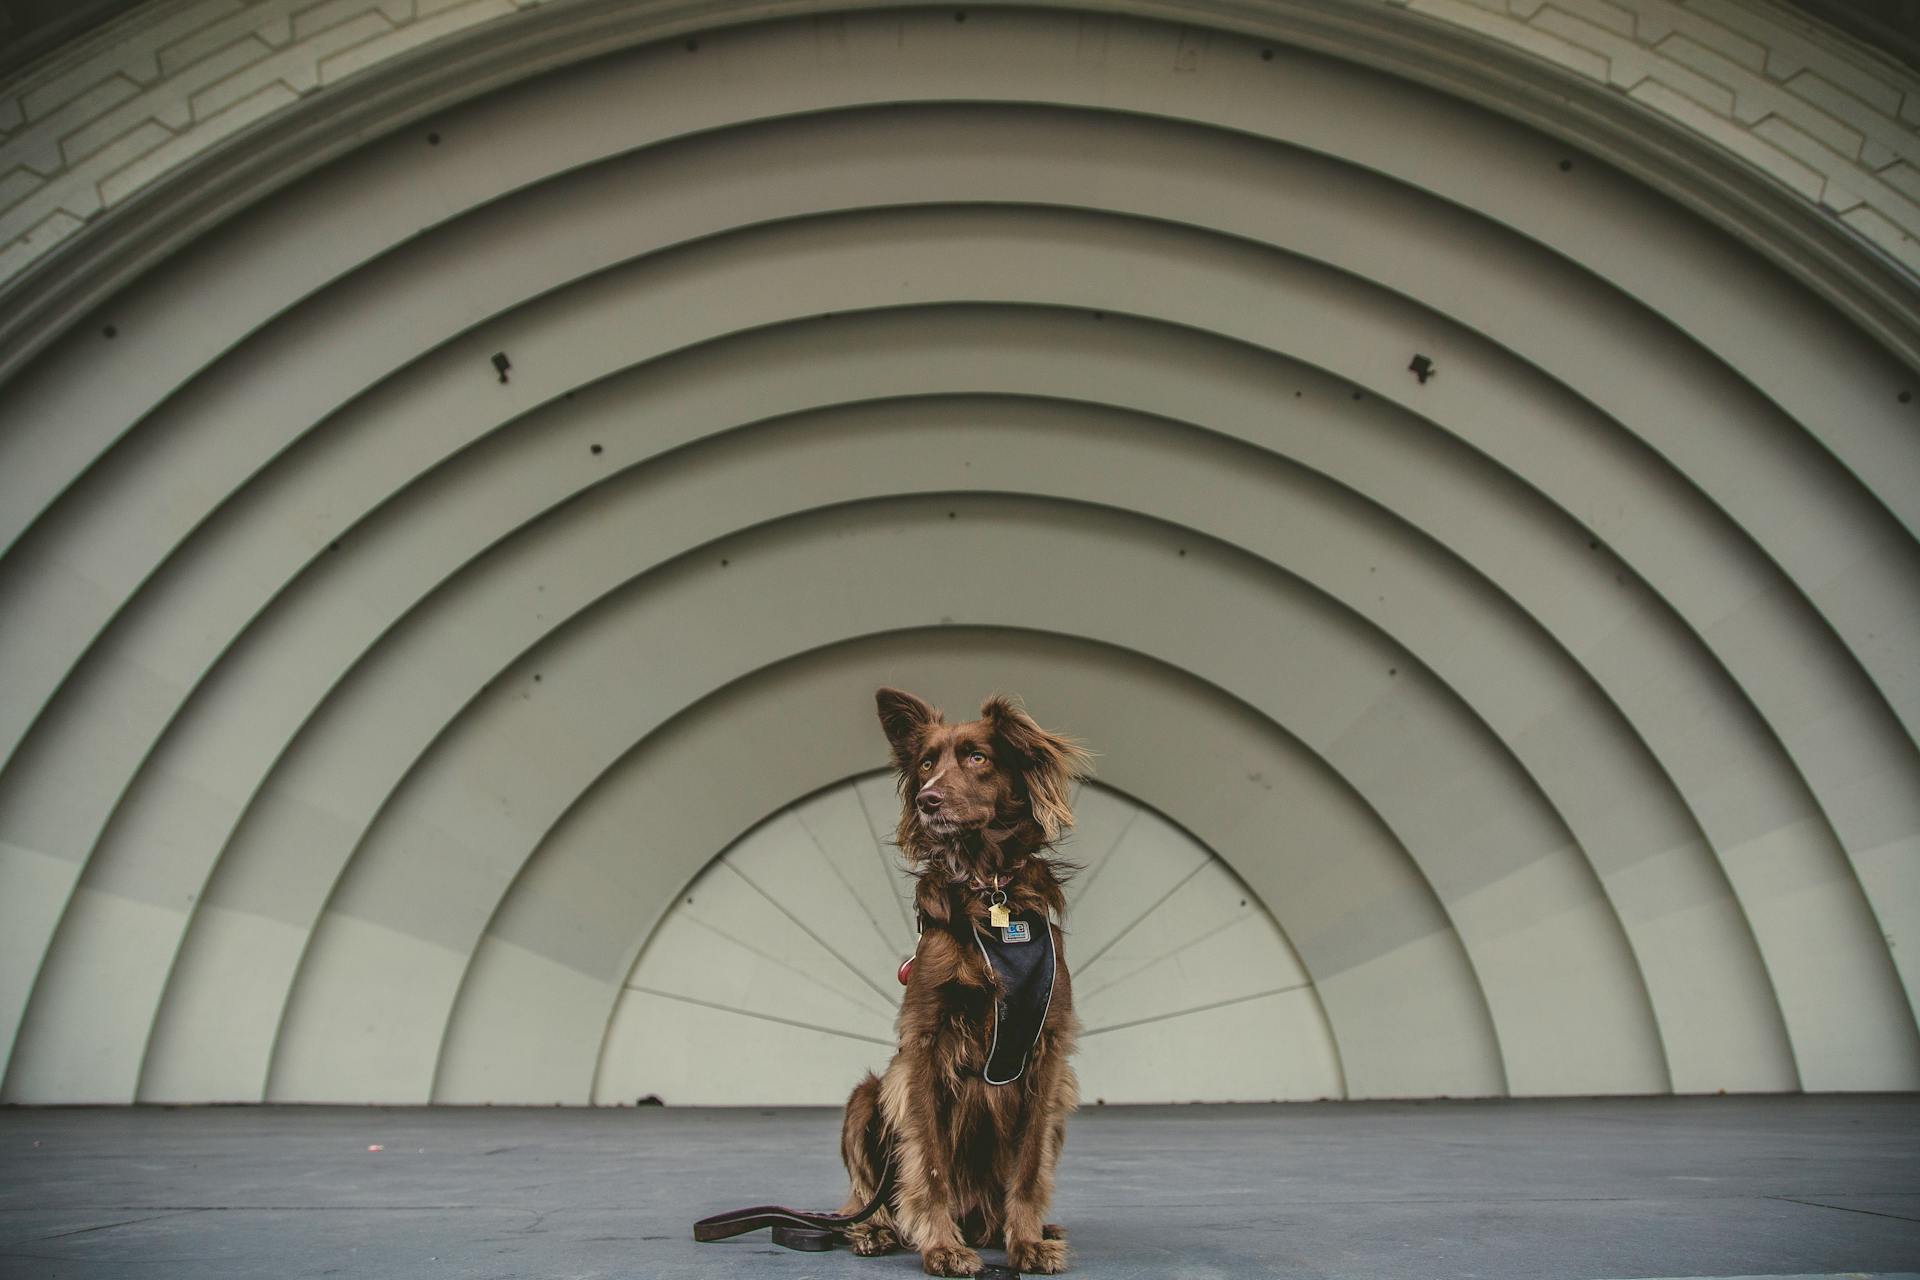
{"left": 836, "top": 687, "right": 1092, "bottom": 1276}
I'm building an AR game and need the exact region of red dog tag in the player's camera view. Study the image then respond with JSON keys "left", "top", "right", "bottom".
{"left": 897, "top": 956, "right": 914, "bottom": 985}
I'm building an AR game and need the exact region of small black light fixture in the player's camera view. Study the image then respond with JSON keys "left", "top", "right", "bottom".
{"left": 491, "top": 351, "right": 511, "bottom": 384}
{"left": 1409, "top": 354, "right": 1436, "bottom": 385}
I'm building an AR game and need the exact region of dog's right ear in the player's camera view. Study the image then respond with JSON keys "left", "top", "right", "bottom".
{"left": 876, "top": 687, "right": 940, "bottom": 771}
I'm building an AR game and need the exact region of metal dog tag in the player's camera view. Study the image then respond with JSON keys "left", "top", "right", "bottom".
{"left": 1000, "top": 920, "right": 1032, "bottom": 944}
{"left": 988, "top": 901, "right": 1011, "bottom": 929}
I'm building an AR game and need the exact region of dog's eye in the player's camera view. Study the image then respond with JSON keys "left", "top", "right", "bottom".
{"left": 920, "top": 759, "right": 933, "bottom": 771}
{"left": 967, "top": 752, "right": 987, "bottom": 766}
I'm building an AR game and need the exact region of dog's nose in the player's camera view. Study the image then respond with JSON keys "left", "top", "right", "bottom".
{"left": 916, "top": 789, "right": 943, "bottom": 813}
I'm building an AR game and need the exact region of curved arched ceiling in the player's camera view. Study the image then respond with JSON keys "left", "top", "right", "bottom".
{"left": 598, "top": 774, "right": 1346, "bottom": 1106}
{"left": 0, "top": 6, "right": 1915, "bottom": 1105}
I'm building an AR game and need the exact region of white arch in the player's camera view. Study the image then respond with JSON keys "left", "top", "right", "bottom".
{"left": 0, "top": 8, "right": 1912, "bottom": 1107}
{"left": 592, "top": 773, "right": 1348, "bottom": 1106}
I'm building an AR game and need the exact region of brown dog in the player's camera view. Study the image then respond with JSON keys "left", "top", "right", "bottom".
{"left": 836, "top": 687, "right": 1091, "bottom": 1277}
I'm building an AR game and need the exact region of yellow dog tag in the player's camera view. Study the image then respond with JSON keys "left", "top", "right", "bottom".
{"left": 989, "top": 901, "right": 1011, "bottom": 930}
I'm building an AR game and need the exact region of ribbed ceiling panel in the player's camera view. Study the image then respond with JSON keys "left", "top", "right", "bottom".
{"left": 0, "top": 9, "right": 1913, "bottom": 1104}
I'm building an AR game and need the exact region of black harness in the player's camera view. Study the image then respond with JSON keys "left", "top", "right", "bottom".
{"left": 971, "top": 909, "right": 1057, "bottom": 1084}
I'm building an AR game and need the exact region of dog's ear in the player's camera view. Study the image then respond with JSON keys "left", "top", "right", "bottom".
{"left": 876, "top": 687, "right": 941, "bottom": 771}
{"left": 980, "top": 695, "right": 1093, "bottom": 842}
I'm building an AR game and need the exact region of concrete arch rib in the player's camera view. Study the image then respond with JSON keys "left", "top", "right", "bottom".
{"left": 0, "top": 197, "right": 1904, "bottom": 1090}
{"left": 0, "top": 12, "right": 1911, "bottom": 554}
{"left": 0, "top": 17, "right": 1904, "bottom": 1105}
{"left": 0, "top": 255, "right": 1904, "bottom": 1105}
{"left": 3, "top": 104, "right": 1913, "bottom": 785}
{"left": 67, "top": 314, "right": 1796, "bottom": 1105}
{"left": 101, "top": 373, "right": 1801, "bottom": 1106}
{"left": 488, "top": 656, "right": 1376, "bottom": 1109}
{"left": 272, "top": 488, "right": 1562, "bottom": 1107}
{"left": 3, "top": 104, "right": 1916, "bottom": 1059}
{"left": 0, "top": 110, "right": 1912, "bottom": 1055}
{"left": 581, "top": 767, "right": 1347, "bottom": 1107}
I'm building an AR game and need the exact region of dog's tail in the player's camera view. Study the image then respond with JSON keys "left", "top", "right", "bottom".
{"left": 842, "top": 1070, "right": 887, "bottom": 1192}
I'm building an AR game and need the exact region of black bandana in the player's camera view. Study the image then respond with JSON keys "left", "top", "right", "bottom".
{"left": 971, "top": 910, "right": 1057, "bottom": 1084}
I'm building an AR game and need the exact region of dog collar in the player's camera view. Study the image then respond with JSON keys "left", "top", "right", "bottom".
{"left": 966, "top": 859, "right": 1028, "bottom": 893}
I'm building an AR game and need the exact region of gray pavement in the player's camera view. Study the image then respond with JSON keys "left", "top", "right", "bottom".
{"left": 0, "top": 1097, "right": 1916, "bottom": 1279}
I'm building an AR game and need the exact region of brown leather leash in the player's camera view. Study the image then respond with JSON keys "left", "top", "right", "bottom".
{"left": 692, "top": 1153, "right": 1018, "bottom": 1278}
{"left": 691, "top": 1131, "right": 896, "bottom": 1249}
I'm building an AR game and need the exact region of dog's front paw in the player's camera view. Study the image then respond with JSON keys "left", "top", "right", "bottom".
{"left": 1008, "top": 1237, "right": 1070, "bottom": 1274}
{"left": 847, "top": 1224, "right": 898, "bottom": 1256}
{"left": 921, "top": 1244, "right": 983, "bottom": 1276}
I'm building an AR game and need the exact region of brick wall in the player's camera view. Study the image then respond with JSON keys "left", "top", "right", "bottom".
{"left": 0, "top": 0, "right": 534, "bottom": 283}
{"left": 1407, "top": 0, "right": 1920, "bottom": 271}
{"left": 2, "top": 0, "right": 1918, "bottom": 291}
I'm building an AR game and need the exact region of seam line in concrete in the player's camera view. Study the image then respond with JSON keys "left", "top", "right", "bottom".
{"left": 1769, "top": 1193, "right": 1920, "bottom": 1224}
{"left": 625, "top": 983, "right": 895, "bottom": 1047}
{"left": 1080, "top": 981, "right": 1314, "bottom": 1037}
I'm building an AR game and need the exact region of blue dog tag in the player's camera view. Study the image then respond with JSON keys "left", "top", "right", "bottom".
{"left": 1000, "top": 921, "right": 1032, "bottom": 944}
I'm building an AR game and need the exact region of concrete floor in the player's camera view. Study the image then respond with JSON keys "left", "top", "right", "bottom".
{"left": 0, "top": 1097, "right": 1916, "bottom": 1279}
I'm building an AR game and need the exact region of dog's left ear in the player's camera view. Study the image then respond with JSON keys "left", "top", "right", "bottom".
{"left": 981, "top": 695, "right": 1093, "bottom": 842}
